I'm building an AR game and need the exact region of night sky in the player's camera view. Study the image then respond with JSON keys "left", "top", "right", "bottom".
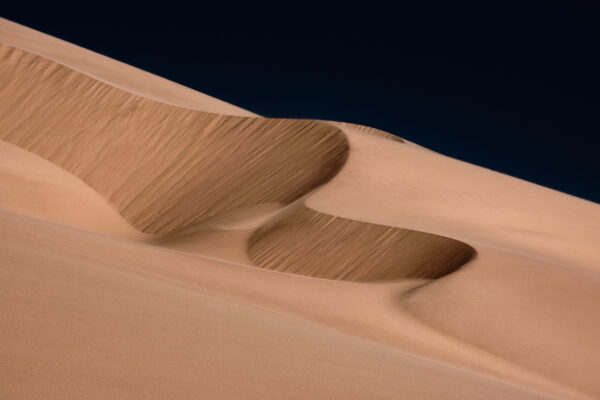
{"left": 3, "top": 4, "right": 599, "bottom": 202}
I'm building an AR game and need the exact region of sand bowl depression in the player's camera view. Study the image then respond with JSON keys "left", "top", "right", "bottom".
{"left": 248, "top": 206, "right": 475, "bottom": 281}
{"left": 0, "top": 43, "right": 348, "bottom": 234}
{"left": 0, "top": 41, "right": 476, "bottom": 282}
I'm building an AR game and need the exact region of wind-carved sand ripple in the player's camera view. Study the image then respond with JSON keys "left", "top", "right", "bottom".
{"left": 0, "top": 42, "right": 475, "bottom": 281}
{"left": 248, "top": 205, "right": 475, "bottom": 281}
{"left": 0, "top": 43, "right": 348, "bottom": 234}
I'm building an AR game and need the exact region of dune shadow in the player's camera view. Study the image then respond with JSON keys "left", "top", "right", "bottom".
{"left": 0, "top": 43, "right": 349, "bottom": 234}
{"left": 248, "top": 206, "right": 476, "bottom": 282}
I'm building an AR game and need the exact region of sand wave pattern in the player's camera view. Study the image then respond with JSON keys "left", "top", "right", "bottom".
{"left": 248, "top": 206, "right": 475, "bottom": 281}
{"left": 0, "top": 42, "right": 474, "bottom": 281}
{"left": 0, "top": 43, "right": 348, "bottom": 234}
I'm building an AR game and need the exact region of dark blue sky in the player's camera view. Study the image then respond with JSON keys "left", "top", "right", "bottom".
{"left": 4, "top": 4, "right": 600, "bottom": 202}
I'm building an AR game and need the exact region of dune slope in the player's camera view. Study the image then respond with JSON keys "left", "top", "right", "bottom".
{"left": 0, "top": 39, "right": 474, "bottom": 282}
{"left": 1, "top": 210, "right": 560, "bottom": 400}
{"left": 0, "top": 140, "right": 144, "bottom": 237}
{"left": 0, "top": 43, "right": 349, "bottom": 234}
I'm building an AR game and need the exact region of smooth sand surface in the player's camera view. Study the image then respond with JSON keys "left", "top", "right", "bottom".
{"left": 1, "top": 17, "right": 599, "bottom": 399}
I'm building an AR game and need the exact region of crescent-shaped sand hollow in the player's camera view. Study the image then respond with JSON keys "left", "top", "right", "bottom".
{"left": 247, "top": 206, "right": 476, "bottom": 282}
{"left": 0, "top": 43, "right": 349, "bottom": 234}
{"left": 0, "top": 41, "right": 475, "bottom": 282}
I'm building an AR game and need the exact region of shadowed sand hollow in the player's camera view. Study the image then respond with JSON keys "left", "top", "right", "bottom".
{"left": 248, "top": 205, "right": 475, "bottom": 281}
{"left": 0, "top": 42, "right": 478, "bottom": 280}
{"left": 0, "top": 43, "right": 348, "bottom": 234}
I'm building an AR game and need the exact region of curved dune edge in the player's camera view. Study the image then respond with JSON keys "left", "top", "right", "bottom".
{"left": 0, "top": 43, "right": 349, "bottom": 234}
{"left": 337, "top": 122, "right": 405, "bottom": 142}
{"left": 0, "top": 41, "right": 477, "bottom": 281}
{"left": 248, "top": 205, "right": 475, "bottom": 282}
{"left": 0, "top": 17, "right": 255, "bottom": 116}
{"left": 0, "top": 139, "right": 147, "bottom": 238}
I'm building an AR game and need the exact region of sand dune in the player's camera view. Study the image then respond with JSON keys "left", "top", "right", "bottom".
{"left": 1, "top": 17, "right": 599, "bottom": 400}
{"left": 403, "top": 248, "right": 600, "bottom": 394}
{"left": 0, "top": 18, "right": 253, "bottom": 115}
{"left": 338, "top": 121, "right": 405, "bottom": 142}
{"left": 248, "top": 204, "right": 475, "bottom": 281}
{"left": 0, "top": 140, "right": 145, "bottom": 237}
{"left": 1, "top": 210, "right": 563, "bottom": 400}
{"left": 0, "top": 43, "right": 348, "bottom": 234}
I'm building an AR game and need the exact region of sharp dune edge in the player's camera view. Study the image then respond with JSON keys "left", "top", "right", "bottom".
{"left": 0, "top": 42, "right": 348, "bottom": 234}
{"left": 338, "top": 121, "right": 405, "bottom": 142}
{"left": 248, "top": 205, "right": 475, "bottom": 281}
{"left": 1, "top": 17, "right": 599, "bottom": 400}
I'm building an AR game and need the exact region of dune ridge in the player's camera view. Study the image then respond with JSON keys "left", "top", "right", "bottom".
{"left": 0, "top": 43, "right": 348, "bottom": 234}
{"left": 0, "top": 18, "right": 254, "bottom": 115}
{"left": 0, "top": 40, "right": 476, "bottom": 282}
{"left": 338, "top": 121, "right": 405, "bottom": 142}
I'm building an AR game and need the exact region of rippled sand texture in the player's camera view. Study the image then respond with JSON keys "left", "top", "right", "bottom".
{"left": 249, "top": 205, "right": 475, "bottom": 281}
{"left": 0, "top": 43, "right": 348, "bottom": 233}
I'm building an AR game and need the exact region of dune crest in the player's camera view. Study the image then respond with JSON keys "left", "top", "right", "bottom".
{"left": 0, "top": 40, "right": 476, "bottom": 283}
{"left": 0, "top": 43, "right": 348, "bottom": 234}
{"left": 0, "top": 18, "right": 254, "bottom": 115}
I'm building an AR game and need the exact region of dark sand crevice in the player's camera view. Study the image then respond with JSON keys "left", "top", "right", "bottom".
{"left": 0, "top": 42, "right": 475, "bottom": 281}
{"left": 0, "top": 43, "right": 349, "bottom": 234}
{"left": 248, "top": 205, "right": 475, "bottom": 282}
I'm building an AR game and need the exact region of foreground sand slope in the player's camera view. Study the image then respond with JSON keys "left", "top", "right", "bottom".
{"left": 308, "top": 122, "right": 600, "bottom": 396}
{"left": 1, "top": 17, "right": 599, "bottom": 400}
{"left": 1, "top": 210, "right": 561, "bottom": 400}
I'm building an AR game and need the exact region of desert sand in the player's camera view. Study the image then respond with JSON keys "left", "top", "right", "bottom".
{"left": 1, "top": 17, "right": 599, "bottom": 399}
